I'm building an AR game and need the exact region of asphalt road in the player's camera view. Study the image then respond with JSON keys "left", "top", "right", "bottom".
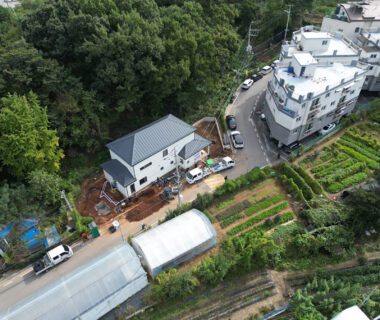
{"left": 224, "top": 72, "right": 283, "bottom": 179}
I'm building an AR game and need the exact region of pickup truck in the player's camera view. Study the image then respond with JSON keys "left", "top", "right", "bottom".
{"left": 33, "top": 244, "right": 73, "bottom": 275}
{"left": 186, "top": 157, "right": 235, "bottom": 184}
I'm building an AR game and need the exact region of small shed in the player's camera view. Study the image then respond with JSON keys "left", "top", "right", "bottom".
{"left": 131, "top": 209, "right": 217, "bottom": 277}
{"left": 1, "top": 244, "right": 148, "bottom": 320}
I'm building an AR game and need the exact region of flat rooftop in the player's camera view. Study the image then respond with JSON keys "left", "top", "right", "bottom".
{"left": 362, "top": 32, "right": 380, "bottom": 43}
{"left": 290, "top": 33, "right": 358, "bottom": 57}
{"left": 294, "top": 53, "right": 317, "bottom": 65}
{"left": 276, "top": 62, "right": 365, "bottom": 98}
{"left": 302, "top": 31, "right": 331, "bottom": 39}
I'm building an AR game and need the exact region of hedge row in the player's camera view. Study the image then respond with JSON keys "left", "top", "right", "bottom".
{"left": 245, "top": 194, "right": 285, "bottom": 217}
{"left": 319, "top": 162, "right": 366, "bottom": 186}
{"left": 310, "top": 153, "right": 349, "bottom": 174}
{"left": 241, "top": 211, "right": 294, "bottom": 236}
{"left": 215, "top": 200, "right": 251, "bottom": 221}
{"left": 278, "top": 163, "right": 314, "bottom": 200}
{"left": 338, "top": 137, "right": 380, "bottom": 162}
{"left": 314, "top": 158, "right": 356, "bottom": 179}
{"left": 280, "top": 175, "right": 309, "bottom": 206}
{"left": 227, "top": 202, "right": 289, "bottom": 236}
{"left": 335, "top": 143, "right": 380, "bottom": 170}
{"left": 292, "top": 165, "right": 323, "bottom": 195}
{"left": 326, "top": 172, "right": 369, "bottom": 193}
{"left": 220, "top": 213, "right": 244, "bottom": 228}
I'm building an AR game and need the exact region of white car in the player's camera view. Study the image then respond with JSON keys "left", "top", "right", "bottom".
{"left": 319, "top": 123, "right": 336, "bottom": 135}
{"left": 271, "top": 60, "right": 280, "bottom": 68}
{"left": 241, "top": 79, "right": 254, "bottom": 90}
{"left": 230, "top": 131, "right": 244, "bottom": 149}
{"left": 259, "top": 65, "right": 272, "bottom": 75}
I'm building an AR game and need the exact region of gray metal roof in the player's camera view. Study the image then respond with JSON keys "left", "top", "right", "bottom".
{"left": 178, "top": 133, "right": 211, "bottom": 160}
{"left": 100, "top": 159, "right": 136, "bottom": 186}
{"left": 106, "top": 114, "right": 196, "bottom": 166}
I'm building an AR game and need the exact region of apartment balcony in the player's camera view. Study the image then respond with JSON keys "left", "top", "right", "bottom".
{"left": 267, "top": 83, "right": 299, "bottom": 119}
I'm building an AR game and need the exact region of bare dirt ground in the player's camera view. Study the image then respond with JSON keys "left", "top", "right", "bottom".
{"left": 194, "top": 120, "right": 231, "bottom": 158}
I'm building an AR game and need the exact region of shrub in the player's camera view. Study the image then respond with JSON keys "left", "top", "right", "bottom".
{"left": 192, "top": 192, "right": 214, "bottom": 211}
{"left": 279, "top": 175, "right": 309, "bottom": 206}
{"left": 245, "top": 194, "right": 285, "bottom": 216}
{"left": 326, "top": 172, "right": 369, "bottom": 193}
{"left": 220, "top": 213, "right": 244, "bottom": 228}
{"left": 228, "top": 202, "right": 289, "bottom": 236}
{"left": 278, "top": 163, "right": 314, "bottom": 200}
{"left": 335, "top": 143, "right": 380, "bottom": 170}
{"left": 215, "top": 195, "right": 234, "bottom": 210}
{"left": 215, "top": 200, "right": 251, "bottom": 221}
{"left": 292, "top": 165, "right": 323, "bottom": 195}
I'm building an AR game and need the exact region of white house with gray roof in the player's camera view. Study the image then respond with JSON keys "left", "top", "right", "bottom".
{"left": 101, "top": 115, "right": 211, "bottom": 197}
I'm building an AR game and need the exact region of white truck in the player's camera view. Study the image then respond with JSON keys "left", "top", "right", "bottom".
{"left": 186, "top": 157, "right": 235, "bottom": 184}
{"left": 33, "top": 244, "right": 73, "bottom": 275}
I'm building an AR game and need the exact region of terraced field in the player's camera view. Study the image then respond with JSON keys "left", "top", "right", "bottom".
{"left": 299, "top": 126, "right": 380, "bottom": 194}
{"left": 207, "top": 179, "right": 296, "bottom": 238}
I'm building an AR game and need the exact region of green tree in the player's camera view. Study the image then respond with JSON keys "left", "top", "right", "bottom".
{"left": 0, "top": 93, "right": 64, "bottom": 177}
{"left": 28, "top": 170, "right": 62, "bottom": 206}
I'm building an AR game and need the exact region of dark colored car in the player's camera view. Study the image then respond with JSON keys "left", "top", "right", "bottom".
{"left": 226, "top": 115, "right": 237, "bottom": 130}
{"left": 282, "top": 141, "right": 300, "bottom": 154}
{"left": 251, "top": 74, "right": 263, "bottom": 82}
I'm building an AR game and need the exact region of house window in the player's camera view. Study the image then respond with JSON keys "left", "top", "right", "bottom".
{"left": 140, "top": 162, "right": 152, "bottom": 171}
{"left": 139, "top": 177, "right": 147, "bottom": 185}
{"left": 327, "top": 112, "right": 334, "bottom": 117}
{"left": 187, "top": 160, "right": 190, "bottom": 164}
{"left": 331, "top": 101, "right": 336, "bottom": 106}
{"left": 355, "top": 27, "right": 360, "bottom": 33}
{"left": 180, "top": 159, "right": 184, "bottom": 164}
{"left": 302, "top": 103, "right": 306, "bottom": 108}
{"left": 160, "top": 167, "right": 164, "bottom": 171}
{"left": 371, "top": 54, "right": 377, "bottom": 58}
{"left": 326, "top": 92, "right": 330, "bottom": 98}
{"left": 296, "top": 116, "right": 301, "bottom": 122}
{"left": 350, "top": 90, "right": 355, "bottom": 94}
{"left": 293, "top": 128, "right": 298, "bottom": 134}
{"left": 163, "top": 149, "right": 168, "bottom": 157}
{"left": 322, "top": 106, "right": 326, "bottom": 110}
{"left": 369, "top": 66, "right": 374, "bottom": 70}
{"left": 322, "top": 40, "right": 328, "bottom": 45}
{"left": 170, "top": 160, "right": 174, "bottom": 164}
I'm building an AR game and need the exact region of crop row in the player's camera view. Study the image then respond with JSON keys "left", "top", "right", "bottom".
{"left": 341, "top": 134, "right": 380, "bottom": 157}
{"left": 292, "top": 166, "right": 323, "bottom": 194}
{"left": 326, "top": 172, "right": 369, "bottom": 193}
{"left": 245, "top": 194, "right": 285, "bottom": 217}
{"left": 310, "top": 153, "right": 349, "bottom": 174}
{"left": 220, "top": 213, "right": 244, "bottom": 228}
{"left": 314, "top": 158, "right": 356, "bottom": 179}
{"left": 215, "top": 200, "right": 251, "bottom": 221}
{"left": 334, "top": 143, "right": 380, "bottom": 170}
{"left": 227, "top": 202, "right": 289, "bottom": 236}
{"left": 346, "top": 127, "right": 380, "bottom": 150}
{"left": 309, "top": 151, "right": 336, "bottom": 168}
{"left": 338, "top": 137, "right": 380, "bottom": 162}
{"left": 319, "top": 162, "right": 366, "bottom": 186}
{"left": 241, "top": 212, "right": 294, "bottom": 237}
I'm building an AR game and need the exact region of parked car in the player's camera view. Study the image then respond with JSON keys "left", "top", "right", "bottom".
{"left": 33, "top": 245, "right": 73, "bottom": 275}
{"left": 241, "top": 78, "right": 254, "bottom": 90}
{"left": 319, "top": 123, "right": 336, "bottom": 135}
{"left": 282, "top": 141, "right": 300, "bottom": 154}
{"left": 271, "top": 59, "right": 280, "bottom": 68}
{"left": 259, "top": 65, "right": 272, "bottom": 75}
{"left": 226, "top": 115, "right": 237, "bottom": 130}
{"left": 251, "top": 73, "right": 263, "bottom": 82}
{"left": 230, "top": 131, "right": 244, "bottom": 149}
{"left": 260, "top": 113, "right": 266, "bottom": 120}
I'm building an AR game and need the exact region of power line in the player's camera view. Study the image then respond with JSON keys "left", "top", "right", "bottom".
{"left": 284, "top": 5, "right": 292, "bottom": 42}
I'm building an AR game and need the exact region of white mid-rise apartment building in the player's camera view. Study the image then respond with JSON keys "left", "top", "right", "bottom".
{"left": 264, "top": 27, "right": 368, "bottom": 147}
{"left": 322, "top": 0, "right": 380, "bottom": 91}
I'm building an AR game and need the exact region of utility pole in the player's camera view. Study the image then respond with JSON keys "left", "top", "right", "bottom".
{"left": 173, "top": 148, "right": 182, "bottom": 208}
{"left": 246, "top": 21, "right": 260, "bottom": 54}
{"left": 61, "top": 190, "right": 73, "bottom": 211}
{"left": 284, "top": 5, "right": 292, "bottom": 42}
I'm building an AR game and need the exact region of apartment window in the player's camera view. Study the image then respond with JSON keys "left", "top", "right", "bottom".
{"left": 322, "top": 40, "right": 328, "bottom": 45}
{"left": 338, "top": 29, "right": 343, "bottom": 32}
{"left": 170, "top": 160, "right": 174, "bottom": 164}
{"left": 355, "top": 27, "right": 360, "bottom": 33}
{"left": 369, "top": 66, "right": 374, "bottom": 70}
{"left": 180, "top": 159, "right": 184, "bottom": 164}
{"left": 160, "top": 166, "right": 164, "bottom": 170}
{"left": 163, "top": 149, "right": 168, "bottom": 157}
{"left": 370, "top": 54, "right": 377, "bottom": 58}
{"left": 296, "top": 116, "right": 301, "bottom": 122}
{"left": 325, "top": 92, "right": 330, "bottom": 98}
{"left": 311, "top": 98, "right": 320, "bottom": 106}
{"left": 140, "top": 162, "right": 152, "bottom": 171}
{"left": 302, "top": 103, "right": 306, "bottom": 108}
{"left": 350, "top": 90, "right": 355, "bottom": 94}
{"left": 293, "top": 128, "right": 298, "bottom": 134}
{"left": 331, "top": 101, "right": 336, "bottom": 106}
{"left": 139, "top": 177, "right": 147, "bottom": 185}
{"left": 322, "top": 106, "right": 326, "bottom": 110}
{"left": 327, "top": 112, "right": 334, "bottom": 117}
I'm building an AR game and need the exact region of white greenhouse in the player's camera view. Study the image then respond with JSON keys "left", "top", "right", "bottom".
{"left": 131, "top": 209, "right": 217, "bottom": 277}
{"left": 1, "top": 244, "right": 148, "bottom": 320}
